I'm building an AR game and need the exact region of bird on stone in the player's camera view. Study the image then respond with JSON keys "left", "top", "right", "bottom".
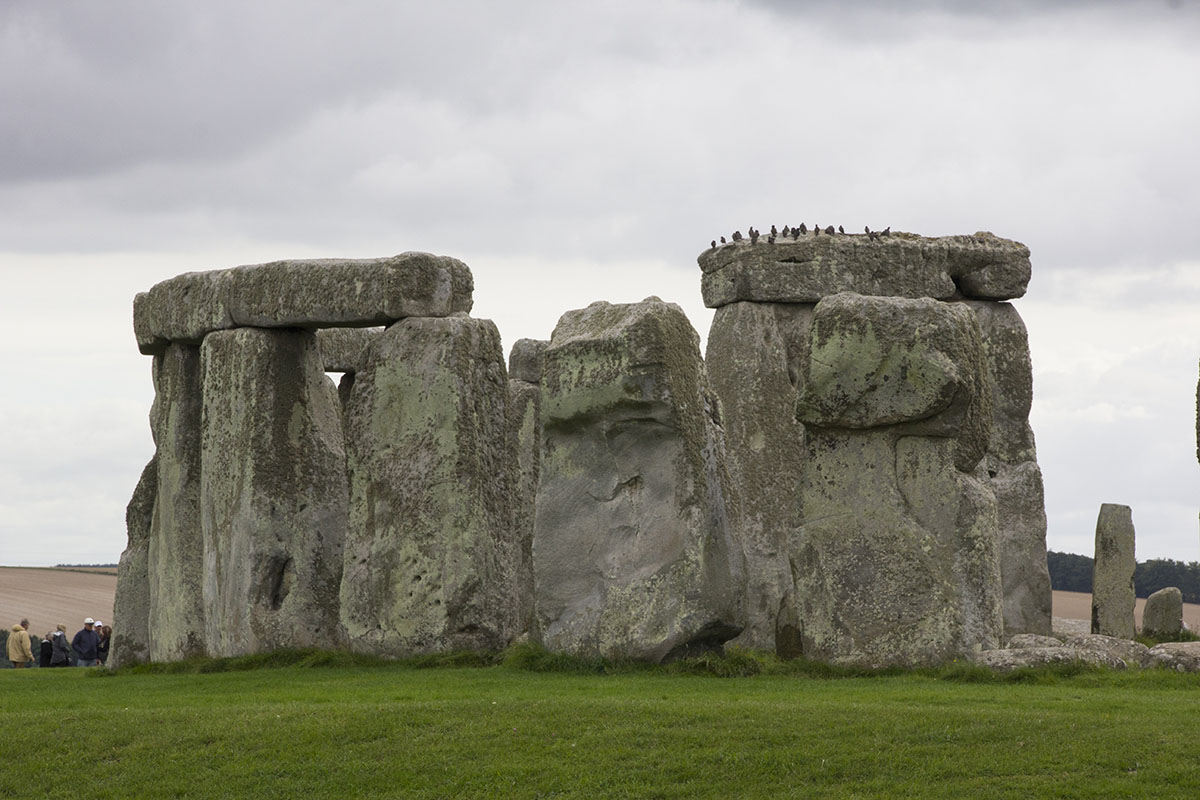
{"left": 781, "top": 226, "right": 790, "bottom": 237}
{"left": 711, "top": 240, "right": 716, "bottom": 250}
{"left": 768, "top": 234, "right": 776, "bottom": 244}
{"left": 732, "top": 231, "right": 743, "bottom": 241}
{"left": 792, "top": 227, "right": 800, "bottom": 240}
{"left": 882, "top": 227, "right": 890, "bottom": 237}
{"left": 798, "top": 223, "right": 808, "bottom": 235}
{"left": 825, "top": 225, "right": 834, "bottom": 235}
{"left": 813, "top": 224, "right": 820, "bottom": 236}
{"left": 770, "top": 224, "right": 778, "bottom": 236}
{"left": 720, "top": 235, "right": 727, "bottom": 244}
{"left": 864, "top": 225, "right": 871, "bottom": 236}
{"left": 838, "top": 225, "right": 845, "bottom": 235}
{"left": 750, "top": 229, "right": 760, "bottom": 244}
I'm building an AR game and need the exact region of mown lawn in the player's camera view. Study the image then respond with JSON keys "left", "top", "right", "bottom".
{"left": 3, "top": 656, "right": 1200, "bottom": 799}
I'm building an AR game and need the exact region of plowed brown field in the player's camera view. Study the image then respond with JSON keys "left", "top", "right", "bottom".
{"left": 0, "top": 567, "right": 116, "bottom": 639}
{"left": 1053, "top": 589, "right": 1200, "bottom": 628}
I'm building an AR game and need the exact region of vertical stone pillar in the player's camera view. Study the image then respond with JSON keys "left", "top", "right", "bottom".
{"left": 1091, "top": 503, "right": 1136, "bottom": 639}
{"left": 339, "top": 316, "right": 518, "bottom": 656}
{"left": 199, "top": 328, "right": 349, "bottom": 657}
{"left": 507, "top": 338, "right": 547, "bottom": 637}
{"left": 147, "top": 343, "right": 207, "bottom": 661}
{"left": 111, "top": 457, "right": 157, "bottom": 667}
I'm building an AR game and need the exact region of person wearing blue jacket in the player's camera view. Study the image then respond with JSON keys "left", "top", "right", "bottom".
{"left": 71, "top": 618, "right": 100, "bottom": 667}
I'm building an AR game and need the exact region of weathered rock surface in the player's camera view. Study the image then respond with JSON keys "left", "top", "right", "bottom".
{"left": 111, "top": 457, "right": 157, "bottom": 668}
{"left": 316, "top": 327, "right": 383, "bottom": 373}
{"left": 533, "top": 299, "right": 745, "bottom": 662}
{"left": 1063, "top": 633, "right": 1152, "bottom": 667}
{"left": 699, "top": 232, "right": 1030, "bottom": 308}
{"left": 788, "top": 293, "right": 1002, "bottom": 667}
{"left": 973, "top": 646, "right": 1127, "bottom": 672}
{"left": 1052, "top": 617, "right": 1090, "bottom": 637}
{"left": 199, "top": 328, "right": 349, "bottom": 658}
{"left": 1007, "top": 633, "right": 1063, "bottom": 649}
{"left": 706, "top": 301, "right": 806, "bottom": 650}
{"left": 507, "top": 341, "right": 546, "bottom": 636}
{"left": 508, "top": 338, "right": 548, "bottom": 384}
{"left": 1148, "top": 641, "right": 1200, "bottom": 672}
{"left": 147, "top": 344, "right": 207, "bottom": 661}
{"left": 1142, "top": 587, "right": 1184, "bottom": 636}
{"left": 340, "top": 316, "right": 518, "bottom": 656}
{"left": 1092, "top": 503, "right": 1136, "bottom": 638}
{"left": 135, "top": 253, "right": 473, "bottom": 354}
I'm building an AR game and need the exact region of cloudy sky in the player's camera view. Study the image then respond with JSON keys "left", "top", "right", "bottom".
{"left": 2, "top": 0, "right": 1198, "bottom": 568}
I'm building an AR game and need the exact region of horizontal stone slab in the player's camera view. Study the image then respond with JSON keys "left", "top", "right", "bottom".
{"left": 697, "top": 231, "right": 1030, "bottom": 308}
{"left": 316, "top": 327, "right": 383, "bottom": 373}
{"left": 134, "top": 252, "right": 473, "bottom": 354}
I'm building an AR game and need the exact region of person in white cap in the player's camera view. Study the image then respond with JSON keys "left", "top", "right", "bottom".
{"left": 71, "top": 618, "right": 100, "bottom": 666}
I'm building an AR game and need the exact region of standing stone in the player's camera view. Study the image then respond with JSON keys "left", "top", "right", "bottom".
{"left": 1091, "top": 503, "right": 1136, "bottom": 639}
{"left": 705, "top": 301, "right": 807, "bottom": 650}
{"left": 111, "top": 457, "right": 157, "bottom": 668}
{"left": 508, "top": 339, "right": 547, "bottom": 636}
{"left": 1142, "top": 587, "right": 1183, "bottom": 637}
{"left": 147, "top": 343, "right": 207, "bottom": 661}
{"left": 964, "top": 301, "right": 1051, "bottom": 636}
{"left": 790, "top": 293, "right": 1002, "bottom": 667}
{"left": 199, "top": 328, "right": 349, "bottom": 657}
{"left": 533, "top": 298, "right": 745, "bottom": 663}
{"left": 340, "top": 316, "right": 518, "bottom": 656}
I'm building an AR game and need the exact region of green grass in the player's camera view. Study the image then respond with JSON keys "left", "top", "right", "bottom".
{"left": 4, "top": 649, "right": 1200, "bottom": 799}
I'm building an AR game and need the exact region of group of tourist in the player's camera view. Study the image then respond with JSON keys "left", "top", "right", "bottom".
{"left": 6, "top": 617, "right": 111, "bottom": 668}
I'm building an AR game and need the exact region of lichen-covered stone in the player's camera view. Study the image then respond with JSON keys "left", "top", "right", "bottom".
{"left": 508, "top": 338, "right": 548, "bottom": 384}
{"left": 340, "top": 316, "right": 518, "bottom": 656}
{"left": 699, "top": 232, "right": 1030, "bottom": 308}
{"left": 1142, "top": 587, "right": 1183, "bottom": 637}
{"left": 147, "top": 344, "right": 207, "bottom": 661}
{"left": 788, "top": 293, "right": 1002, "bottom": 667}
{"left": 508, "top": 374, "right": 542, "bottom": 636}
{"left": 1063, "top": 633, "right": 1152, "bottom": 667}
{"left": 705, "top": 301, "right": 806, "bottom": 650}
{"left": 111, "top": 457, "right": 157, "bottom": 668}
{"left": 199, "top": 328, "right": 348, "bottom": 657}
{"left": 1007, "top": 633, "right": 1063, "bottom": 649}
{"left": 316, "top": 327, "right": 383, "bottom": 373}
{"left": 797, "top": 293, "right": 991, "bottom": 472}
{"left": 1092, "top": 503, "right": 1136, "bottom": 639}
{"left": 134, "top": 253, "right": 473, "bottom": 354}
{"left": 534, "top": 299, "right": 745, "bottom": 662}
{"left": 1148, "top": 641, "right": 1200, "bottom": 672}
{"left": 973, "top": 646, "right": 1126, "bottom": 672}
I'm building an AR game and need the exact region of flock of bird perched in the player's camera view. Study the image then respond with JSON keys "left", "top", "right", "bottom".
{"left": 710, "top": 224, "right": 891, "bottom": 250}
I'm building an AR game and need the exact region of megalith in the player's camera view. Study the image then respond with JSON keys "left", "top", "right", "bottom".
{"left": 508, "top": 338, "right": 547, "bottom": 636}
{"left": 1142, "top": 586, "right": 1183, "bottom": 637}
{"left": 533, "top": 298, "right": 745, "bottom": 662}
{"left": 110, "top": 457, "right": 157, "bottom": 668}
{"left": 199, "top": 328, "right": 349, "bottom": 657}
{"left": 146, "top": 343, "right": 207, "bottom": 661}
{"left": 1092, "top": 503, "right": 1136, "bottom": 639}
{"left": 339, "top": 315, "right": 519, "bottom": 656}
{"left": 789, "top": 293, "right": 1002, "bottom": 666}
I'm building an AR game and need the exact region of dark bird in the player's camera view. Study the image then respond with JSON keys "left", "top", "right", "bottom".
{"left": 750, "top": 229, "right": 760, "bottom": 244}
{"left": 720, "top": 236, "right": 727, "bottom": 244}
{"left": 781, "top": 226, "right": 790, "bottom": 237}
{"left": 732, "top": 231, "right": 743, "bottom": 241}
{"left": 711, "top": 240, "right": 716, "bottom": 250}
{"left": 813, "top": 224, "right": 820, "bottom": 236}
{"left": 770, "top": 225, "right": 778, "bottom": 236}
{"left": 824, "top": 225, "right": 834, "bottom": 235}
{"left": 838, "top": 225, "right": 845, "bottom": 235}
{"left": 792, "top": 228, "right": 800, "bottom": 240}
{"left": 799, "top": 223, "right": 808, "bottom": 235}
{"left": 881, "top": 227, "right": 890, "bottom": 237}
{"left": 864, "top": 225, "right": 871, "bottom": 235}
{"left": 768, "top": 234, "right": 776, "bottom": 244}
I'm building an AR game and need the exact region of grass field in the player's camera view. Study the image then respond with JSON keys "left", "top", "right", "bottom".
{"left": 4, "top": 652, "right": 1200, "bottom": 799}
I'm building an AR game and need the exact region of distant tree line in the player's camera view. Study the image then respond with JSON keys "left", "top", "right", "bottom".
{"left": 54, "top": 563, "right": 118, "bottom": 569}
{"left": 1047, "top": 551, "right": 1200, "bottom": 604}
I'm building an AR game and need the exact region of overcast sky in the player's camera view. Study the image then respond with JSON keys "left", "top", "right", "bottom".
{"left": 2, "top": 0, "right": 1199, "bottom": 568}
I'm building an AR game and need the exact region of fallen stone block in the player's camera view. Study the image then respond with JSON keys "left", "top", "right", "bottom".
{"left": 973, "top": 646, "right": 1127, "bottom": 672}
{"left": 1148, "top": 641, "right": 1200, "bottom": 672}
{"left": 1063, "top": 633, "right": 1152, "bottom": 668}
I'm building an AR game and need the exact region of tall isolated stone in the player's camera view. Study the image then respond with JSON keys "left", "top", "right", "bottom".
{"left": 146, "top": 343, "right": 207, "bottom": 661}
{"left": 1092, "top": 503, "right": 1136, "bottom": 639}
{"left": 533, "top": 298, "right": 745, "bottom": 662}
{"left": 340, "top": 316, "right": 518, "bottom": 656}
{"left": 199, "top": 328, "right": 348, "bottom": 657}
{"left": 507, "top": 338, "right": 547, "bottom": 636}
{"left": 788, "top": 293, "right": 1003, "bottom": 667}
